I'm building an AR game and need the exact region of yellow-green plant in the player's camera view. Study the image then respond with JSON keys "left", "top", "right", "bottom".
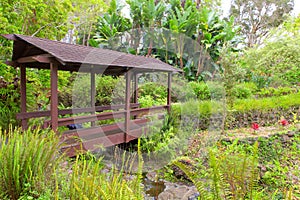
{"left": 66, "top": 140, "right": 144, "bottom": 200}
{"left": 0, "top": 127, "right": 61, "bottom": 200}
{"left": 174, "top": 140, "right": 262, "bottom": 200}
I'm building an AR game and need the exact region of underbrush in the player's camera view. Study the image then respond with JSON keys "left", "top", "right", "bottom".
{"left": 171, "top": 130, "right": 300, "bottom": 199}
{"left": 171, "top": 92, "right": 300, "bottom": 130}
{"left": 0, "top": 128, "right": 144, "bottom": 200}
{"left": 174, "top": 140, "right": 261, "bottom": 199}
{"left": 0, "top": 127, "right": 61, "bottom": 200}
{"left": 0, "top": 124, "right": 299, "bottom": 200}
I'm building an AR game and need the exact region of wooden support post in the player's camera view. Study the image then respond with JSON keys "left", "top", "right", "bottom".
{"left": 167, "top": 72, "right": 172, "bottom": 113}
{"left": 50, "top": 63, "right": 58, "bottom": 132}
{"left": 133, "top": 73, "right": 139, "bottom": 119}
{"left": 91, "top": 70, "right": 96, "bottom": 127}
{"left": 20, "top": 65, "right": 28, "bottom": 130}
{"left": 133, "top": 73, "right": 139, "bottom": 104}
{"left": 125, "top": 70, "right": 132, "bottom": 142}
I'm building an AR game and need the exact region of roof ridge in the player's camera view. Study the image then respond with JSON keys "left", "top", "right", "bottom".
{"left": 5, "top": 33, "right": 181, "bottom": 73}
{"left": 14, "top": 34, "right": 127, "bottom": 55}
{"left": 14, "top": 34, "right": 169, "bottom": 63}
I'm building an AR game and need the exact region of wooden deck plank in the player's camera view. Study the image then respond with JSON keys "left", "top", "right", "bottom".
{"left": 60, "top": 118, "right": 149, "bottom": 157}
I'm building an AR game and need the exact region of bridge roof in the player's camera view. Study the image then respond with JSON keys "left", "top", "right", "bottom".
{"left": 3, "top": 34, "right": 181, "bottom": 75}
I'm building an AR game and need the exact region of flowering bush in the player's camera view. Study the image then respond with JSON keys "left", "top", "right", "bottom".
{"left": 280, "top": 118, "right": 289, "bottom": 126}
{"left": 251, "top": 123, "right": 259, "bottom": 131}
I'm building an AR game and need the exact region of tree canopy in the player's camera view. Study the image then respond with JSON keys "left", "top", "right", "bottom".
{"left": 0, "top": 0, "right": 73, "bottom": 60}
{"left": 229, "top": 0, "right": 294, "bottom": 47}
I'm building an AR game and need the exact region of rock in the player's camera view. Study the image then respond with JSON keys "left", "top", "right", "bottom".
{"left": 171, "top": 165, "right": 191, "bottom": 182}
{"left": 188, "top": 192, "right": 200, "bottom": 200}
{"left": 146, "top": 171, "right": 158, "bottom": 182}
{"left": 158, "top": 183, "right": 198, "bottom": 200}
{"left": 282, "top": 134, "right": 290, "bottom": 143}
{"left": 287, "top": 131, "right": 295, "bottom": 137}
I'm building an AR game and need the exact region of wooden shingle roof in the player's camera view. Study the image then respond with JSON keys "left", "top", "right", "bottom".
{"left": 3, "top": 34, "right": 181, "bottom": 74}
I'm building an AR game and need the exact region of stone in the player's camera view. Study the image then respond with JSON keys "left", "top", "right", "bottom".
{"left": 146, "top": 171, "right": 158, "bottom": 182}
{"left": 158, "top": 182, "right": 198, "bottom": 200}
{"left": 282, "top": 134, "right": 290, "bottom": 143}
{"left": 287, "top": 131, "right": 295, "bottom": 137}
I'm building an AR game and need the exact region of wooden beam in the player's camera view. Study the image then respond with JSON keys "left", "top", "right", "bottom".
{"left": 43, "top": 105, "right": 165, "bottom": 128}
{"left": 125, "top": 70, "right": 132, "bottom": 142}
{"left": 20, "top": 65, "right": 27, "bottom": 130}
{"left": 133, "top": 73, "right": 139, "bottom": 104}
{"left": 50, "top": 63, "right": 58, "bottom": 132}
{"left": 1, "top": 34, "right": 18, "bottom": 41}
{"left": 167, "top": 72, "right": 172, "bottom": 113}
{"left": 16, "top": 103, "right": 140, "bottom": 120}
{"left": 91, "top": 70, "right": 96, "bottom": 127}
{"left": 5, "top": 61, "right": 17, "bottom": 67}
{"left": 17, "top": 54, "right": 53, "bottom": 63}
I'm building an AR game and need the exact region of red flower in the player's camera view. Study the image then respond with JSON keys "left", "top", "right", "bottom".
{"left": 280, "top": 119, "right": 289, "bottom": 126}
{"left": 251, "top": 123, "right": 259, "bottom": 130}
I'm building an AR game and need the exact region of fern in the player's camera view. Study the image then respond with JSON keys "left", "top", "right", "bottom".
{"left": 173, "top": 158, "right": 213, "bottom": 200}
{"left": 67, "top": 144, "right": 144, "bottom": 200}
{"left": 0, "top": 127, "right": 61, "bottom": 199}
{"left": 173, "top": 140, "right": 262, "bottom": 200}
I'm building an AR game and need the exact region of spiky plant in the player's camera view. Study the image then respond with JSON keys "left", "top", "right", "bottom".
{"left": 174, "top": 140, "right": 261, "bottom": 200}
{"left": 67, "top": 139, "right": 144, "bottom": 200}
{"left": 0, "top": 126, "right": 61, "bottom": 200}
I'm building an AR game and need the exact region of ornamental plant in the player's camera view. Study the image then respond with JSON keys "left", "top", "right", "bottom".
{"left": 280, "top": 118, "right": 289, "bottom": 126}
{"left": 251, "top": 123, "right": 259, "bottom": 134}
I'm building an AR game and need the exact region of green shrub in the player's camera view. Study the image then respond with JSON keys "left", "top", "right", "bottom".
{"left": 138, "top": 82, "right": 167, "bottom": 102}
{"left": 61, "top": 151, "right": 144, "bottom": 200}
{"left": 242, "top": 34, "right": 300, "bottom": 86}
{"left": 233, "top": 92, "right": 300, "bottom": 112}
{"left": 187, "top": 81, "right": 225, "bottom": 101}
{"left": 257, "top": 86, "right": 297, "bottom": 98}
{"left": 138, "top": 95, "right": 155, "bottom": 107}
{"left": 171, "top": 76, "right": 196, "bottom": 102}
{"left": 174, "top": 140, "right": 261, "bottom": 199}
{"left": 232, "top": 82, "right": 257, "bottom": 99}
{"left": 250, "top": 74, "right": 272, "bottom": 89}
{"left": 171, "top": 92, "right": 300, "bottom": 130}
{"left": 233, "top": 85, "right": 252, "bottom": 99}
{"left": 207, "top": 82, "right": 225, "bottom": 100}
{"left": 256, "top": 133, "right": 300, "bottom": 196}
{"left": 0, "top": 127, "right": 61, "bottom": 200}
{"left": 0, "top": 63, "right": 20, "bottom": 130}
{"left": 97, "top": 75, "right": 123, "bottom": 105}
{"left": 188, "top": 81, "right": 210, "bottom": 100}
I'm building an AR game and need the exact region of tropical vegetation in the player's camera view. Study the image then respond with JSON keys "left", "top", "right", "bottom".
{"left": 0, "top": 0, "right": 299, "bottom": 199}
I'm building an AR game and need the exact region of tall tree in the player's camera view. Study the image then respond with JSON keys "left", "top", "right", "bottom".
{"left": 229, "top": 0, "right": 294, "bottom": 47}
{"left": 68, "top": 0, "right": 108, "bottom": 46}
{"left": 241, "top": 15, "right": 300, "bottom": 86}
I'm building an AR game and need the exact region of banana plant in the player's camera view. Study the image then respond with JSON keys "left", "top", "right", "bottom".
{"left": 92, "top": 0, "right": 131, "bottom": 49}
{"left": 166, "top": 0, "right": 199, "bottom": 68}
{"left": 190, "top": 7, "right": 238, "bottom": 81}
{"left": 142, "top": 0, "right": 166, "bottom": 56}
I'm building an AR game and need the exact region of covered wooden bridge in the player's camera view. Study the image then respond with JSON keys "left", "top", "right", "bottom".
{"left": 3, "top": 34, "right": 180, "bottom": 156}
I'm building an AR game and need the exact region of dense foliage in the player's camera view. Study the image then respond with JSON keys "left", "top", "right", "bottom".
{"left": 229, "top": 0, "right": 294, "bottom": 47}
{"left": 92, "top": 0, "right": 239, "bottom": 81}
{"left": 0, "top": 0, "right": 299, "bottom": 199}
{"left": 0, "top": 0, "right": 72, "bottom": 59}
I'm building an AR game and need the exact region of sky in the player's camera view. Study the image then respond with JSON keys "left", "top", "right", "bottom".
{"left": 221, "top": 0, "right": 300, "bottom": 17}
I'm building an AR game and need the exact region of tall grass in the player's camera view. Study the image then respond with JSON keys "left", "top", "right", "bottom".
{"left": 58, "top": 141, "right": 144, "bottom": 200}
{"left": 0, "top": 127, "right": 145, "bottom": 199}
{"left": 0, "top": 127, "right": 61, "bottom": 200}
